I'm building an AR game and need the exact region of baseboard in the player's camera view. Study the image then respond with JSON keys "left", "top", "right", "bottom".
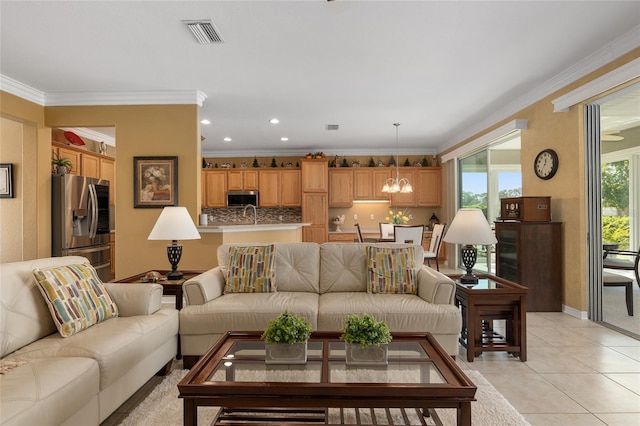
{"left": 562, "top": 304, "right": 588, "bottom": 320}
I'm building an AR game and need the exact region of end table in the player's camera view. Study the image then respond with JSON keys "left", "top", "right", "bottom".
{"left": 451, "top": 274, "right": 528, "bottom": 362}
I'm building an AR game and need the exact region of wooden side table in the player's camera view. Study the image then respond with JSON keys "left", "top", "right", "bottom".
{"left": 115, "top": 270, "right": 204, "bottom": 360}
{"left": 452, "top": 274, "right": 528, "bottom": 362}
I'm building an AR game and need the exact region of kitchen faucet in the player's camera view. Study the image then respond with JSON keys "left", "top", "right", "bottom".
{"left": 243, "top": 204, "right": 257, "bottom": 225}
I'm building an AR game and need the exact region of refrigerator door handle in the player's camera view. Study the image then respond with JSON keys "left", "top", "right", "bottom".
{"left": 88, "top": 184, "right": 98, "bottom": 239}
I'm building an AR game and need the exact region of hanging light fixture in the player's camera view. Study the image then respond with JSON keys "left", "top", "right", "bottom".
{"left": 381, "top": 123, "right": 413, "bottom": 193}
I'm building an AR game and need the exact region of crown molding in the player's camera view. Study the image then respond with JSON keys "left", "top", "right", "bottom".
{"left": 439, "top": 24, "right": 640, "bottom": 154}
{"left": 60, "top": 127, "right": 116, "bottom": 146}
{"left": 46, "top": 90, "right": 207, "bottom": 107}
{"left": 0, "top": 75, "right": 45, "bottom": 105}
{"left": 202, "top": 148, "right": 437, "bottom": 158}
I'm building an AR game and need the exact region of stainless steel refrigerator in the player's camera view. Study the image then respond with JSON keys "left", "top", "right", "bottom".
{"left": 52, "top": 174, "right": 111, "bottom": 282}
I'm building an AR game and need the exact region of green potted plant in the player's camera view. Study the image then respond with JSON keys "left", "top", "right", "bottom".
{"left": 341, "top": 314, "right": 392, "bottom": 365}
{"left": 51, "top": 152, "right": 73, "bottom": 175}
{"left": 262, "top": 311, "right": 313, "bottom": 364}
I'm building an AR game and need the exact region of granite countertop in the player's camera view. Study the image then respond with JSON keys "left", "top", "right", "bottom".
{"left": 198, "top": 222, "right": 311, "bottom": 232}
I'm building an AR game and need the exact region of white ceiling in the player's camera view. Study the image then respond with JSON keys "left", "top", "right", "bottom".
{"left": 1, "top": 1, "right": 639, "bottom": 157}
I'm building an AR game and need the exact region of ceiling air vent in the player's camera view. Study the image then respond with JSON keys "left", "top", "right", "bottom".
{"left": 326, "top": 124, "right": 339, "bottom": 131}
{"left": 183, "top": 20, "right": 224, "bottom": 44}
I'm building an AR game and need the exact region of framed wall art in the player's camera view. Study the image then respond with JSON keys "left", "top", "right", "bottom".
{"left": 0, "top": 163, "right": 14, "bottom": 198}
{"left": 133, "top": 156, "right": 178, "bottom": 208}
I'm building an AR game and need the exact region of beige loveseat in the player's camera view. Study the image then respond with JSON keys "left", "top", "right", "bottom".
{"left": 0, "top": 256, "right": 179, "bottom": 426}
{"left": 180, "top": 242, "right": 461, "bottom": 367}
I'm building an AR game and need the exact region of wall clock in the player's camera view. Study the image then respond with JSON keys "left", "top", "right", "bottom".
{"left": 534, "top": 149, "right": 559, "bottom": 180}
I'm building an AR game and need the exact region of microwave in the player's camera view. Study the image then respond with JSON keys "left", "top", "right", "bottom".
{"left": 227, "top": 191, "right": 259, "bottom": 207}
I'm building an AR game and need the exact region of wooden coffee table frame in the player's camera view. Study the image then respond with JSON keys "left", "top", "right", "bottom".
{"left": 178, "top": 331, "right": 476, "bottom": 426}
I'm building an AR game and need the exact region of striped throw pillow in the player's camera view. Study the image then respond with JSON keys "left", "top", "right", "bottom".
{"left": 366, "top": 246, "right": 418, "bottom": 294}
{"left": 225, "top": 245, "right": 276, "bottom": 293}
{"left": 32, "top": 263, "right": 118, "bottom": 337}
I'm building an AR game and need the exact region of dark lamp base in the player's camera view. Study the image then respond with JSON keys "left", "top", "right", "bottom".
{"left": 458, "top": 274, "right": 479, "bottom": 284}
{"left": 166, "top": 270, "right": 184, "bottom": 280}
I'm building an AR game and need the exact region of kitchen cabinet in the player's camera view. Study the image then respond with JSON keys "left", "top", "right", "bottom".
{"left": 100, "top": 158, "right": 116, "bottom": 205}
{"left": 495, "top": 221, "right": 562, "bottom": 311}
{"left": 302, "top": 193, "right": 328, "bottom": 243}
{"left": 301, "top": 159, "right": 328, "bottom": 192}
{"left": 82, "top": 154, "right": 100, "bottom": 179}
{"left": 228, "top": 170, "right": 258, "bottom": 191}
{"left": 416, "top": 168, "right": 442, "bottom": 206}
{"left": 328, "top": 169, "right": 353, "bottom": 207}
{"left": 202, "top": 170, "right": 227, "bottom": 208}
{"left": 280, "top": 170, "right": 301, "bottom": 207}
{"left": 258, "top": 170, "right": 280, "bottom": 207}
{"left": 390, "top": 168, "right": 416, "bottom": 207}
{"left": 55, "top": 146, "right": 81, "bottom": 175}
{"left": 353, "top": 168, "right": 391, "bottom": 201}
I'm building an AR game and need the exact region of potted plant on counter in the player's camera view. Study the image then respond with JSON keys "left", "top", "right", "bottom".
{"left": 51, "top": 152, "right": 73, "bottom": 175}
{"left": 341, "top": 313, "right": 392, "bottom": 365}
{"left": 262, "top": 311, "right": 313, "bottom": 364}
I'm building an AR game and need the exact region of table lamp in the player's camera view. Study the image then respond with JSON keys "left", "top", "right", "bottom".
{"left": 148, "top": 206, "right": 201, "bottom": 280}
{"left": 443, "top": 208, "right": 497, "bottom": 284}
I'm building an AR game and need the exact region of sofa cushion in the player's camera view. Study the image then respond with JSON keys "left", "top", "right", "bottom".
{"left": 9, "top": 308, "right": 178, "bottom": 391}
{"left": 366, "top": 246, "right": 417, "bottom": 294}
{"left": 317, "top": 292, "right": 462, "bottom": 335}
{"left": 0, "top": 256, "right": 88, "bottom": 357}
{"left": 0, "top": 357, "right": 99, "bottom": 426}
{"left": 32, "top": 263, "right": 118, "bottom": 337}
{"left": 225, "top": 245, "right": 276, "bottom": 293}
{"left": 179, "top": 292, "right": 319, "bottom": 335}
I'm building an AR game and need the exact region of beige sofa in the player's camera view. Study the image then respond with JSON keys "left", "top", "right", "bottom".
{"left": 180, "top": 242, "right": 461, "bottom": 367}
{"left": 0, "top": 256, "right": 179, "bottom": 426}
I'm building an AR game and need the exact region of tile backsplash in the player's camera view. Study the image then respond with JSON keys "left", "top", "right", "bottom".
{"left": 201, "top": 207, "right": 302, "bottom": 224}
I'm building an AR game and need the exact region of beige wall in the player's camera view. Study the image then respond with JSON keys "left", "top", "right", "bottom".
{"left": 441, "top": 47, "right": 640, "bottom": 312}
{"left": 0, "top": 92, "right": 51, "bottom": 261}
{"left": 44, "top": 104, "right": 205, "bottom": 279}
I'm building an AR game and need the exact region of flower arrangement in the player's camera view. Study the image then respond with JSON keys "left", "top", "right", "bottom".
{"left": 385, "top": 210, "right": 409, "bottom": 225}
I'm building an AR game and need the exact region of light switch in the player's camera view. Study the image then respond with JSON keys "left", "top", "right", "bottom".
{"left": 353, "top": 214, "right": 358, "bottom": 220}
{"left": 370, "top": 214, "right": 375, "bottom": 220}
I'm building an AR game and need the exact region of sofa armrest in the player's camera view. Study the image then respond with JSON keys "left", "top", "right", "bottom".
{"left": 183, "top": 268, "right": 225, "bottom": 306}
{"left": 104, "top": 283, "right": 163, "bottom": 316}
{"left": 416, "top": 267, "right": 456, "bottom": 304}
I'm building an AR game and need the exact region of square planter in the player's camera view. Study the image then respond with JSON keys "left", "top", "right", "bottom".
{"left": 265, "top": 342, "right": 307, "bottom": 364}
{"left": 345, "top": 342, "right": 388, "bottom": 366}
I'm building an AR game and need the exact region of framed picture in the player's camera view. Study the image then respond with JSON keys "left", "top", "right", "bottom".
{"left": 133, "top": 156, "right": 178, "bottom": 208}
{"left": 0, "top": 164, "right": 13, "bottom": 198}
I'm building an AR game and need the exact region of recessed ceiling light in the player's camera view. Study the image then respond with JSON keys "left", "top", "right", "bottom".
{"left": 200, "top": 119, "right": 210, "bottom": 125}
{"left": 280, "top": 137, "right": 289, "bottom": 142}
{"left": 223, "top": 137, "right": 232, "bottom": 142}
{"left": 269, "top": 118, "right": 280, "bottom": 124}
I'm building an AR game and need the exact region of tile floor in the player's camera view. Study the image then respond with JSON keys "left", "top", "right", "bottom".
{"left": 104, "top": 311, "right": 640, "bottom": 426}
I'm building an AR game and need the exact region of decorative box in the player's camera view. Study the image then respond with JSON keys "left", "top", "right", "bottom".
{"left": 500, "top": 196, "right": 551, "bottom": 222}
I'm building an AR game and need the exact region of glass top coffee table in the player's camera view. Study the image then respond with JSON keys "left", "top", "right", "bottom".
{"left": 178, "top": 331, "right": 476, "bottom": 425}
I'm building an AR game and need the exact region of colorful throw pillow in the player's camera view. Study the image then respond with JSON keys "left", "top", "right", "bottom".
{"left": 32, "top": 263, "right": 118, "bottom": 337}
{"left": 366, "top": 246, "right": 418, "bottom": 294}
{"left": 225, "top": 245, "right": 276, "bottom": 293}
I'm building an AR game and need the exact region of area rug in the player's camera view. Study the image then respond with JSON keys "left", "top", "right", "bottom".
{"left": 121, "top": 369, "right": 530, "bottom": 425}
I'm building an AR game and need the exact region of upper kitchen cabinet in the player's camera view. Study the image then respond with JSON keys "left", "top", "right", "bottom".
{"left": 258, "top": 169, "right": 302, "bottom": 207}
{"left": 202, "top": 170, "right": 227, "bottom": 208}
{"left": 81, "top": 154, "right": 100, "bottom": 179}
{"left": 301, "top": 159, "right": 328, "bottom": 192}
{"left": 54, "top": 146, "right": 81, "bottom": 176}
{"left": 415, "top": 168, "right": 442, "bottom": 207}
{"left": 227, "top": 170, "right": 258, "bottom": 191}
{"left": 100, "top": 158, "right": 116, "bottom": 205}
{"left": 353, "top": 168, "right": 391, "bottom": 201}
{"left": 258, "top": 170, "right": 280, "bottom": 207}
{"left": 280, "top": 170, "right": 301, "bottom": 207}
{"left": 329, "top": 169, "right": 353, "bottom": 207}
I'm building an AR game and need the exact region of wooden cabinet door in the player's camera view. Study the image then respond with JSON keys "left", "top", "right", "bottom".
{"left": 227, "top": 171, "right": 243, "bottom": 191}
{"left": 390, "top": 168, "right": 416, "bottom": 206}
{"left": 57, "top": 147, "right": 81, "bottom": 175}
{"left": 372, "top": 169, "right": 391, "bottom": 200}
{"left": 416, "top": 168, "right": 442, "bottom": 206}
{"left": 204, "top": 171, "right": 227, "bottom": 207}
{"left": 301, "top": 159, "right": 328, "bottom": 192}
{"left": 100, "top": 158, "right": 116, "bottom": 204}
{"left": 258, "top": 170, "right": 280, "bottom": 207}
{"left": 280, "top": 170, "right": 301, "bottom": 207}
{"left": 329, "top": 169, "right": 353, "bottom": 207}
{"left": 302, "top": 193, "right": 327, "bottom": 243}
{"left": 82, "top": 154, "right": 100, "bottom": 179}
{"left": 243, "top": 170, "right": 259, "bottom": 190}
{"left": 353, "top": 169, "right": 372, "bottom": 200}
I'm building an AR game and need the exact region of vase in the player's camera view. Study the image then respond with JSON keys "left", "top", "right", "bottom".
{"left": 345, "top": 342, "right": 388, "bottom": 366}
{"left": 265, "top": 342, "right": 307, "bottom": 364}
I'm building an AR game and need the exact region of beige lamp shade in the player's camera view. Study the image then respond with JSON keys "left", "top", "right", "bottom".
{"left": 443, "top": 208, "right": 496, "bottom": 245}
{"left": 148, "top": 207, "right": 201, "bottom": 241}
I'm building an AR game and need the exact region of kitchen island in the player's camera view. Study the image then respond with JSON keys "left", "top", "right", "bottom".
{"left": 197, "top": 222, "right": 310, "bottom": 242}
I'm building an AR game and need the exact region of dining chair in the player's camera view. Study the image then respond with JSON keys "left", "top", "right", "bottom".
{"left": 355, "top": 223, "right": 377, "bottom": 243}
{"left": 393, "top": 225, "right": 425, "bottom": 245}
{"left": 379, "top": 222, "right": 395, "bottom": 241}
{"left": 424, "top": 223, "right": 446, "bottom": 271}
{"left": 603, "top": 245, "right": 640, "bottom": 288}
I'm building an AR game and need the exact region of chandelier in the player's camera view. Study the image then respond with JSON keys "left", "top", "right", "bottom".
{"left": 381, "top": 123, "right": 413, "bottom": 193}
